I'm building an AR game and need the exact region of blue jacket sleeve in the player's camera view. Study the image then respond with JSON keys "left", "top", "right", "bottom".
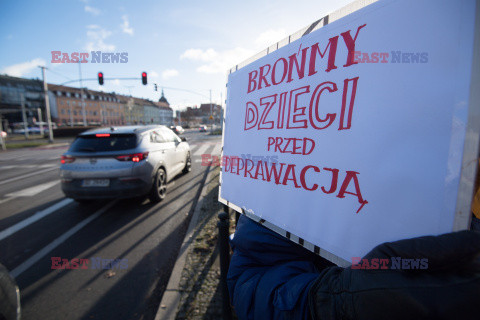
{"left": 227, "top": 215, "right": 326, "bottom": 320}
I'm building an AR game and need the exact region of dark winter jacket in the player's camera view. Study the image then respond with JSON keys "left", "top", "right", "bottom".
{"left": 228, "top": 215, "right": 480, "bottom": 320}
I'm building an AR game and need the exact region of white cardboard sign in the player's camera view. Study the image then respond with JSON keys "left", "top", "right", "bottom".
{"left": 219, "top": 0, "right": 478, "bottom": 263}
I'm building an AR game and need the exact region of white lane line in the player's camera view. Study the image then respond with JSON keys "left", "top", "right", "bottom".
{"left": 10, "top": 200, "right": 117, "bottom": 278}
{"left": 0, "top": 198, "right": 73, "bottom": 242}
{"left": 212, "top": 144, "right": 222, "bottom": 156}
{"left": 0, "top": 155, "right": 30, "bottom": 162}
{"left": 192, "top": 144, "right": 210, "bottom": 157}
{"left": 0, "top": 181, "right": 60, "bottom": 205}
{"left": 0, "top": 164, "right": 55, "bottom": 170}
{"left": 0, "top": 167, "right": 58, "bottom": 186}
{"left": 0, "top": 165, "right": 17, "bottom": 170}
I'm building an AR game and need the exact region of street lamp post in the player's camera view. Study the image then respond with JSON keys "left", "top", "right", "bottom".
{"left": 79, "top": 62, "right": 87, "bottom": 126}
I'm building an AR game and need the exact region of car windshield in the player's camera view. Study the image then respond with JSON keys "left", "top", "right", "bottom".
{"left": 69, "top": 134, "right": 137, "bottom": 152}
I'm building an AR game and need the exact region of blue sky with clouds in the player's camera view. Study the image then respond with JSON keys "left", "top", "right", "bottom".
{"left": 0, "top": 0, "right": 352, "bottom": 110}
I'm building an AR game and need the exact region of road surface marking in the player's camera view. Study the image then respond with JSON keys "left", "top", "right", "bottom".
{"left": 0, "top": 155, "right": 30, "bottom": 162}
{"left": 0, "top": 164, "right": 55, "bottom": 170}
{"left": 212, "top": 144, "right": 222, "bottom": 156}
{"left": 0, "top": 198, "right": 73, "bottom": 241}
{"left": 0, "top": 167, "right": 58, "bottom": 186}
{"left": 0, "top": 181, "right": 60, "bottom": 205}
{"left": 10, "top": 200, "right": 117, "bottom": 278}
{"left": 192, "top": 144, "right": 210, "bottom": 157}
{"left": 0, "top": 165, "right": 17, "bottom": 170}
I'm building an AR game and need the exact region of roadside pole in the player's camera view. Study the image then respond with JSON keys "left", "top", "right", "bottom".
{"left": 210, "top": 89, "right": 213, "bottom": 133}
{"left": 40, "top": 66, "right": 54, "bottom": 143}
{"left": 217, "top": 208, "right": 232, "bottom": 320}
{"left": 0, "top": 115, "right": 6, "bottom": 151}
{"left": 20, "top": 93, "right": 29, "bottom": 140}
{"left": 37, "top": 107, "right": 44, "bottom": 136}
{"left": 79, "top": 61, "right": 87, "bottom": 126}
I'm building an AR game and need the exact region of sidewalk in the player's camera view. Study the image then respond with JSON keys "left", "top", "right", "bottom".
{"left": 156, "top": 166, "right": 237, "bottom": 320}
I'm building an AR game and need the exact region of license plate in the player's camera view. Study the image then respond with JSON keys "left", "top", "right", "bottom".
{"left": 82, "top": 179, "right": 110, "bottom": 187}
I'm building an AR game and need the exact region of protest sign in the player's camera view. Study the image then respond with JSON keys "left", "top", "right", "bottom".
{"left": 219, "top": 0, "right": 479, "bottom": 264}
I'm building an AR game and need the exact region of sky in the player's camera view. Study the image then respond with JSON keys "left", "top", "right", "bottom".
{"left": 0, "top": 0, "right": 352, "bottom": 112}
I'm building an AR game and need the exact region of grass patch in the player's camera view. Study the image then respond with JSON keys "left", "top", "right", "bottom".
{"left": 6, "top": 134, "right": 45, "bottom": 141}
{"left": 4, "top": 142, "right": 49, "bottom": 149}
{"left": 209, "top": 129, "right": 222, "bottom": 135}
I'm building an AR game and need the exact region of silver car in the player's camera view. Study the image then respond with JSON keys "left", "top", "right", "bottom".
{"left": 60, "top": 125, "right": 191, "bottom": 203}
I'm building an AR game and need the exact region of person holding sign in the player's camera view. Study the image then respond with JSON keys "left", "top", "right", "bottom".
{"left": 228, "top": 215, "right": 480, "bottom": 320}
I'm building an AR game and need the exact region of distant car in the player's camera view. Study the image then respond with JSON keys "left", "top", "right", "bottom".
{"left": 199, "top": 125, "right": 207, "bottom": 132}
{"left": 60, "top": 125, "right": 191, "bottom": 203}
{"left": 170, "top": 126, "right": 185, "bottom": 135}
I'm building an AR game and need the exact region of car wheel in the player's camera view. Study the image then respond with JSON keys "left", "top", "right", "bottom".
{"left": 149, "top": 168, "right": 167, "bottom": 203}
{"left": 183, "top": 152, "right": 192, "bottom": 174}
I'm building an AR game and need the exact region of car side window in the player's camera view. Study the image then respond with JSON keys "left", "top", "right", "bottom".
{"left": 161, "top": 129, "right": 180, "bottom": 143}
{"left": 150, "top": 131, "right": 167, "bottom": 143}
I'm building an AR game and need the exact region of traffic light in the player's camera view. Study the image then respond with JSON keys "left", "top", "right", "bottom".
{"left": 154, "top": 84, "right": 158, "bottom": 91}
{"left": 141, "top": 72, "right": 147, "bottom": 85}
{"left": 98, "top": 72, "right": 104, "bottom": 85}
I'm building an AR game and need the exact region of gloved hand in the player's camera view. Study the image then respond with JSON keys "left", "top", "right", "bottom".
{"left": 308, "top": 230, "right": 480, "bottom": 320}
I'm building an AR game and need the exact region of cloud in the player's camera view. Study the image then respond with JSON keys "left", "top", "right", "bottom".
{"left": 181, "top": 47, "right": 254, "bottom": 74}
{"left": 1, "top": 58, "right": 46, "bottom": 77}
{"left": 180, "top": 48, "right": 217, "bottom": 62}
{"left": 84, "top": 5, "right": 100, "bottom": 15}
{"left": 84, "top": 25, "right": 115, "bottom": 51}
{"left": 121, "top": 15, "right": 134, "bottom": 35}
{"left": 162, "top": 69, "right": 179, "bottom": 80}
{"left": 255, "top": 28, "right": 288, "bottom": 48}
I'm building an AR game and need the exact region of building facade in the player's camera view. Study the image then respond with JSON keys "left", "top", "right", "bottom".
{"left": 1, "top": 74, "right": 175, "bottom": 129}
{"left": 49, "top": 85, "right": 124, "bottom": 126}
{"left": 0, "top": 75, "right": 46, "bottom": 130}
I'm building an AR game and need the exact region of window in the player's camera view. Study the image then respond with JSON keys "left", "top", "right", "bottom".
{"left": 161, "top": 128, "right": 180, "bottom": 143}
{"left": 150, "top": 131, "right": 167, "bottom": 143}
{"left": 61, "top": 109, "right": 65, "bottom": 114}
{"left": 70, "top": 134, "right": 138, "bottom": 152}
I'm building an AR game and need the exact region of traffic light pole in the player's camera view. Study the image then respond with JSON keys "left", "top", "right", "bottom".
{"left": 60, "top": 77, "right": 142, "bottom": 86}
{"left": 40, "top": 66, "right": 54, "bottom": 143}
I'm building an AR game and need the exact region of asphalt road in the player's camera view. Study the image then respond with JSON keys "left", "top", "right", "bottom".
{"left": 0, "top": 130, "right": 222, "bottom": 320}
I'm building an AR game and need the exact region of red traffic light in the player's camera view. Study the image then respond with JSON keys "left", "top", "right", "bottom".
{"left": 141, "top": 72, "right": 147, "bottom": 85}
{"left": 98, "top": 72, "right": 104, "bottom": 85}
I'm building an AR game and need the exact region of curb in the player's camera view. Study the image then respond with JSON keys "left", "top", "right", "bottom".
{"left": 155, "top": 165, "right": 216, "bottom": 320}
